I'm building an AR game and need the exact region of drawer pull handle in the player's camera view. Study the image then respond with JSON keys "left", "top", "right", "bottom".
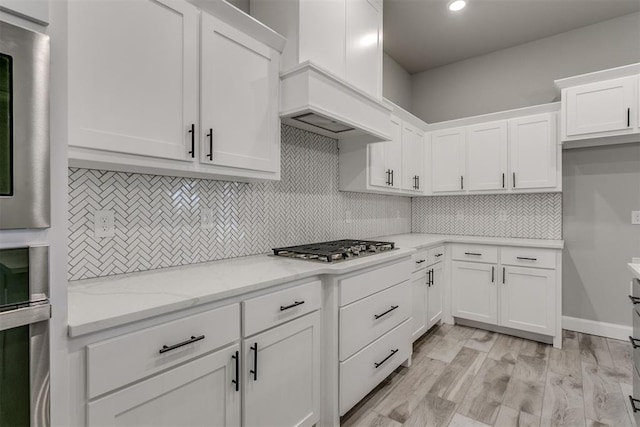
{"left": 416, "top": 259, "right": 426, "bottom": 264}
{"left": 629, "top": 336, "right": 640, "bottom": 349}
{"left": 374, "top": 305, "right": 399, "bottom": 319}
{"left": 465, "top": 252, "right": 482, "bottom": 256}
{"left": 629, "top": 295, "right": 640, "bottom": 305}
{"left": 435, "top": 253, "right": 443, "bottom": 258}
{"left": 374, "top": 349, "right": 399, "bottom": 368}
{"left": 231, "top": 351, "right": 239, "bottom": 391}
{"left": 629, "top": 395, "right": 640, "bottom": 412}
{"left": 159, "top": 334, "right": 205, "bottom": 354}
{"left": 250, "top": 343, "right": 258, "bottom": 381}
{"left": 516, "top": 257, "right": 537, "bottom": 261}
{"left": 491, "top": 266, "right": 495, "bottom": 283}
{"left": 280, "top": 300, "right": 305, "bottom": 311}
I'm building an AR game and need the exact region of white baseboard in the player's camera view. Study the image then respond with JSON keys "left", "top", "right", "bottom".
{"left": 563, "top": 316, "right": 631, "bottom": 341}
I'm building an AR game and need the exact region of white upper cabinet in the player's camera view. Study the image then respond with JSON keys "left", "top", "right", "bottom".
{"left": 68, "top": 0, "right": 199, "bottom": 162}
{"left": 555, "top": 64, "right": 640, "bottom": 145}
{"left": 466, "top": 121, "right": 508, "bottom": 191}
{"left": 200, "top": 13, "right": 279, "bottom": 173}
{"left": 68, "top": 0, "right": 284, "bottom": 182}
{"left": 508, "top": 113, "right": 557, "bottom": 191}
{"left": 430, "top": 128, "right": 466, "bottom": 193}
{"left": 368, "top": 116, "right": 401, "bottom": 190}
{"left": 402, "top": 123, "right": 425, "bottom": 193}
{"left": 345, "top": 0, "right": 383, "bottom": 98}
{"left": 565, "top": 76, "right": 636, "bottom": 137}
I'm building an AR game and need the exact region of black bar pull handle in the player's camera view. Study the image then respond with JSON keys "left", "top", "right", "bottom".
{"left": 461, "top": 175, "right": 464, "bottom": 190}
{"left": 465, "top": 252, "right": 482, "bottom": 256}
{"left": 374, "top": 349, "right": 399, "bottom": 368}
{"left": 502, "top": 173, "right": 505, "bottom": 189}
{"left": 250, "top": 343, "right": 258, "bottom": 381}
{"left": 374, "top": 305, "right": 399, "bottom": 319}
{"left": 628, "top": 107, "right": 631, "bottom": 128}
{"left": 517, "top": 257, "right": 538, "bottom": 261}
{"left": 386, "top": 169, "right": 391, "bottom": 186}
{"left": 231, "top": 350, "right": 239, "bottom": 391}
{"left": 629, "top": 295, "right": 640, "bottom": 305}
{"left": 188, "top": 124, "right": 195, "bottom": 158}
{"left": 280, "top": 300, "right": 305, "bottom": 311}
{"left": 512, "top": 172, "right": 516, "bottom": 188}
{"left": 629, "top": 395, "right": 640, "bottom": 412}
{"left": 435, "top": 253, "right": 443, "bottom": 258}
{"left": 503, "top": 267, "right": 506, "bottom": 284}
{"left": 159, "top": 334, "right": 205, "bottom": 354}
{"left": 416, "top": 175, "right": 420, "bottom": 190}
{"left": 426, "top": 269, "right": 431, "bottom": 286}
{"left": 491, "top": 266, "right": 495, "bottom": 283}
{"left": 430, "top": 268, "right": 434, "bottom": 286}
{"left": 629, "top": 336, "right": 640, "bottom": 349}
{"left": 390, "top": 169, "right": 394, "bottom": 186}
{"left": 206, "top": 128, "right": 213, "bottom": 160}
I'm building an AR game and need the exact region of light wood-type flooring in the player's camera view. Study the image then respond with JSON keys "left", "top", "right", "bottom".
{"left": 341, "top": 324, "right": 635, "bottom": 427}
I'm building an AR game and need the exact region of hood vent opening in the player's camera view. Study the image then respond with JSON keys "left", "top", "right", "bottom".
{"left": 292, "top": 112, "right": 355, "bottom": 134}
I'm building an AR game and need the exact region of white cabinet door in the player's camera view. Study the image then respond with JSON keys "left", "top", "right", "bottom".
{"left": 88, "top": 344, "right": 241, "bottom": 427}
{"left": 200, "top": 13, "right": 279, "bottom": 173}
{"left": 500, "top": 266, "right": 555, "bottom": 336}
{"left": 369, "top": 116, "right": 402, "bottom": 190}
{"left": 509, "top": 113, "right": 557, "bottom": 190}
{"left": 411, "top": 269, "right": 428, "bottom": 341}
{"left": 466, "top": 121, "right": 508, "bottom": 191}
{"left": 565, "top": 76, "right": 636, "bottom": 137}
{"left": 452, "top": 261, "right": 497, "bottom": 324}
{"left": 243, "top": 312, "right": 320, "bottom": 427}
{"left": 427, "top": 263, "right": 444, "bottom": 329}
{"left": 402, "top": 124, "right": 425, "bottom": 193}
{"left": 431, "top": 128, "right": 465, "bottom": 193}
{"left": 345, "top": 0, "right": 382, "bottom": 98}
{"left": 68, "top": 0, "right": 198, "bottom": 161}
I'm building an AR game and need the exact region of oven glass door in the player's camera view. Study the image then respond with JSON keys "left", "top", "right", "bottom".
{"left": 0, "top": 325, "right": 30, "bottom": 425}
{"left": 0, "top": 53, "right": 11, "bottom": 197}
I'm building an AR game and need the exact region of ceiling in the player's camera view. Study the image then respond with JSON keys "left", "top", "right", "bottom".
{"left": 384, "top": 0, "right": 640, "bottom": 74}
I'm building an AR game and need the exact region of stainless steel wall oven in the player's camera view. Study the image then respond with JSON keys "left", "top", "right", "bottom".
{"left": 0, "top": 20, "right": 50, "bottom": 230}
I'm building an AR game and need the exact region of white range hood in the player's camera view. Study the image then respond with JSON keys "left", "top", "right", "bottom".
{"left": 280, "top": 62, "right": 393, "bottom": 142}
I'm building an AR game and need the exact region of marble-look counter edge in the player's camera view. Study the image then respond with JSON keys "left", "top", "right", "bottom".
{"left": 629, "top": 263, "right": 640, "bottom": 280}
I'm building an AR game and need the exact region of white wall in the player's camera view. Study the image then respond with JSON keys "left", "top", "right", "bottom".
{"left": 226, "top": 0, "right": 249, "bottom": 13}
{"left": 383, "top": 52, "right": 412, "bottom": 111}
{"left": 411, "top": 12, "right": 640, "bottom": 123}
{"left": 563, "top": 143, "right": 640, "bottom": 328}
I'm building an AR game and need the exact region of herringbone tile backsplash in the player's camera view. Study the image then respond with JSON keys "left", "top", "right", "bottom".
{"left": 412, "top": 193, "right": 562, "bottom": 239}
{"left": 68, "top": 125, "right": 412, "bottom": 281}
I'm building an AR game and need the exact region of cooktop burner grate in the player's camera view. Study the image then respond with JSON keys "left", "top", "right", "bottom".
{"left": 272, "top": 239, "right": 395, "bottom": 263}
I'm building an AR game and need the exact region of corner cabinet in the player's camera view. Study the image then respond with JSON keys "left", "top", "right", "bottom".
{"left": 67, "top": 0, "right": 283, "bottom": 182}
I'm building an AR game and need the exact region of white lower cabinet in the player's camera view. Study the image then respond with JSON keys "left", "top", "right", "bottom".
{"left": 242, "top": 311, "right": 321, "bottom": 427}
{"left": 452, "top": 260, "right": 498, "bottom": 324}
{"left": 88, "top": 344, "right": 241, "bottom": 426}
{"left": 411, "top": 268, "right": 428, "bottom": 341}
{"left": 451, "top": 245, "right": 560, "bottom": 345}
{"left": 500, "top": 266, "right": 555, "bottom": 335}
{"left": 427, "top": 262, "right": 444, "bottom": 329}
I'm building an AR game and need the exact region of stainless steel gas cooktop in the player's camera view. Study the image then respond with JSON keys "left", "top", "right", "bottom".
{"left": 272, "top": 239, "right": 395, "bottom": 263}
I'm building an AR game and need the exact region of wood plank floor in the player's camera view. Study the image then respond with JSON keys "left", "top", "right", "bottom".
{"left": 340, "top": 325, "right": 635, "bottom": 427}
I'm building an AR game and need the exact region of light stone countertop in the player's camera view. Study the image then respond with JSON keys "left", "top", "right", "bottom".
{"left": 67, "top": 233, "right": 563, "bottom": 337}
{"left": 629, "top": 263, "right": 640, "bottom": 280}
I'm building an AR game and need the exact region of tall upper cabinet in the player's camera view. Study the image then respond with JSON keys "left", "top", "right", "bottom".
{"left": 67, "top": 0, "right": 285, "bottom": 182}
{"left": 555, "top": 63, "right": 640, "bottom": 147}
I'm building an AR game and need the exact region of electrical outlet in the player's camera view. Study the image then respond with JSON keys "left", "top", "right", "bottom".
{"left": 632, "top": 211, "right": 640, "bottom": 225}
{"left": 497, "top": 210, "right": 507, "bottom": 222}
{"left": 455, "top": 210, "right": 464, "bottom": 221}
{"left": 345, "top": 210, "right": 352, "bottom": 224}
{"left": 201, "top": 208, "right": 214, "bottom": 230}
{"left": 94, "top": 210, "right": 114, "bottom": 238}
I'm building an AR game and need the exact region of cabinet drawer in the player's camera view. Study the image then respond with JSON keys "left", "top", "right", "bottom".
{"left": 451, "top": 245, "right": 498, "bottom": 264}
{"left": 501, "top": 247, "right": 556, "bottom": 269}
{"left": 339, "top": 319, "right": 411, "bottom": 416}
{"left": 428, "top": 246, "right": 446, "bottom": 265}
{"left": 412, "top": 250, "right": 429, "bottom": 271}
{"left": 87, "top": 303, "right": 240, "bottom": 399}
{"left": 339, "top": 280, "right": 411, "bottom": 360}
{"left": 339, "top": 259, "right": 411, "bottom": 306}
{"left": 243, "top": 280, "right": 321, "bottom": 337}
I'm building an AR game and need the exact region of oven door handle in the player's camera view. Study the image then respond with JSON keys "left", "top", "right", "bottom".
{"left": 0, "top": 302, "right": 51, "bottom": 332}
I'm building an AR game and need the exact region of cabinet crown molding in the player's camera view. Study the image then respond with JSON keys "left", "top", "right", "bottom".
{"left": 554, "top": 63, "right": 640, "bottom": 90}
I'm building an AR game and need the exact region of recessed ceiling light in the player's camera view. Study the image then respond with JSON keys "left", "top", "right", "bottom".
{"left": 448, "top": 0, "right": 467, "bottom": 12}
